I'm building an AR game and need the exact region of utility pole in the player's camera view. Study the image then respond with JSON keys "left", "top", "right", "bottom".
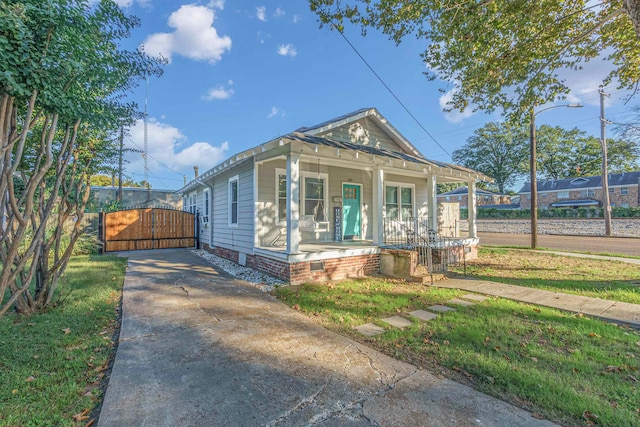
{"left": 117, "top": 126, "right": 123, "bottom": 203}
{"left": 599, "top": 89, "right": 612, "bottom": 236}
{"left": 530, "top": 106, "right": 538, "bottom": 249}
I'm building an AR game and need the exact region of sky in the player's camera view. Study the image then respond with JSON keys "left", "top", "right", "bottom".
{"left": 111, "top": 0, "right": 637, "bottom": 191}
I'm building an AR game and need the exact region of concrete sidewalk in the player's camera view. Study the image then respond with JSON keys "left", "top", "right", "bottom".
{"left": 98, "top": 249, "right": 556, "bottom": 427}
{"left": 437, "top": 278, "right": 640, "bottom": 328}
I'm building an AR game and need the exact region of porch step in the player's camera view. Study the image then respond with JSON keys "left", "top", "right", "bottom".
{"left": 407, "top": 273, "right": 447, "bottom": 284}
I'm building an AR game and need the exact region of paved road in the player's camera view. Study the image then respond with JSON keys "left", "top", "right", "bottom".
{"left": 479, "top": 232, "right": 640, "bottom": 257}
{"left": 98, "top": 249, "right": 556, "bottom": 427}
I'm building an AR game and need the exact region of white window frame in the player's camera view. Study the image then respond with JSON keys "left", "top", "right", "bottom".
{"left": 621, "top": 187, "right": 629, "bottom": 195}
{"left": 384, "top": 181, "right": 415, "bottom": 221}
{"left": 228, "top": 175, "right": 239, "bottom": 227}
{"left": 276, "top": 168, "right": 329, "bottom": 223}
{"left": 201, "top": 188, "right": 210, "bottom": 224}
{"left": 557, "top": 191, "right": 570, "bottom": 199}
{"left": 580, "top": 189, "right": 595, "bottom": 197}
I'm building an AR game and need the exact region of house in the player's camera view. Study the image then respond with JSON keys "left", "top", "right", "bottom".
{"left": 518, "top": 171, "right": 640, "bottom": 209}
{"left": 437, "top": 186, "right": 512, "bottom": 208}
{"left": 91, "top": 186, "right": 183, "bottom": 210}
{"left": 178, "top": 108, "right": 490, "bottom": 284}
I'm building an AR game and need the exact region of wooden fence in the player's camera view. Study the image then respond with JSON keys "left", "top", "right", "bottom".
{"left": 102, "top": 208, "right": 195, "bottom": 252}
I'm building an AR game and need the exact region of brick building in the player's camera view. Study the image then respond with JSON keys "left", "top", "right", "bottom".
{"left": 518, "top": 172, "right": 640, "bottom": 209}
{"left": 437, "top": 186, "right": 511, "bottom": 208}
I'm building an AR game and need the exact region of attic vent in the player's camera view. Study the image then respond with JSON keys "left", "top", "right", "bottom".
{"left": 310, "top": 261, "right": 324, "bottom": 272}
{"left": 570, "top": 178, "right": 588, "bottom": 184}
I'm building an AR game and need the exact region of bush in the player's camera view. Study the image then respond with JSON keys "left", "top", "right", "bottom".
{"left": 461, "top": 207, "right": 640, "bottom": 219}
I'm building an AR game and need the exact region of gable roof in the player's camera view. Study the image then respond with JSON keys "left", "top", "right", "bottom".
{"left": 438, "top": 186, "right": 506, "bottom": 197}
{"left": 518, "top": 171, "right": 640, "bottom": 193}
{"left": 296, "top": 107, "right": 424, "bottom": 159}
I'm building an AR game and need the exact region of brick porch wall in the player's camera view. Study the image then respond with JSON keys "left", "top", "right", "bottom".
{"left": 201, "top": 244, "right": 380, "bottom": 285}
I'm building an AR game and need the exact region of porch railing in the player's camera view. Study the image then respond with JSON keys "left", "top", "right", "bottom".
{"left": 382, "top": 217, "right": 466, "bottom": 276}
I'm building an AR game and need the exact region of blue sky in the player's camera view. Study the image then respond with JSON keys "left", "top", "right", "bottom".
{"left": 113, "top": 0, "right": 636, "bottom": 191}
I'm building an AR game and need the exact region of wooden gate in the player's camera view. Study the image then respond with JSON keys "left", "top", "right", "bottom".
{"left": 102, "top": 208, "right": 195, "bottom": 252}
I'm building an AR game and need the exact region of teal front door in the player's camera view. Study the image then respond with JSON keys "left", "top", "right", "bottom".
{"left": 342, "top": 184, "right": 361, "bottom": 240}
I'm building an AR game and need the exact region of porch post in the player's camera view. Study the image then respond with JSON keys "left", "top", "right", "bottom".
{"left": 286, "top": 153, "right": 300, "bottom": 254}
{"left": 468, "top": 180, "right": 478, "bottom": 238}
{"left": 426, "top": 174, "right": 437, "bottom": 231}
{"left": 372, "top": 167, "right": 384, "bottom": 244}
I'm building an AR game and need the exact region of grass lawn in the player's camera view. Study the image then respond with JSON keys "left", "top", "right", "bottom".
{"left": 0, "top": 255, "right": 127, "bottom": 426}
{"left": 453, "top": 248, "right": 640, "bottom": 304}
{"left": 274, "top": 277, "right": 640, "bottom": 426}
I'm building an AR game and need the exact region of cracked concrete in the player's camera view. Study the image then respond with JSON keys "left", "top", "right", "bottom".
{"left": 98, "top": 249, "right": 557, "bottom": 427}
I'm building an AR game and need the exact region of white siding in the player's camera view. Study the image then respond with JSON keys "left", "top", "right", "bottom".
{"left": 212, "top": 159, "right": 255, "bottom": 254}
{"left": 256, "top": 159, "right": 286, "bottom": 245}
{"left": 315, "top": 117, "right": 409, "bottom": 153}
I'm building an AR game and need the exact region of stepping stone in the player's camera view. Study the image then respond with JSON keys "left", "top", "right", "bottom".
{"left": 448, "top": 298, "right": 475, "bottom": 307}
{"left": 381, "top": 316, "right": 413, "bottom": 329}
{"left": 428, "top": 304, "right": 456, "bottom": 313}
{"left": 408, "top": 310, "right": 437, "bottom": 322}
{"left": 461, "top": 293, "right": 489, "bottom": 302}
{"left": 354, "top": 323, "right": 385, "bottom": 336}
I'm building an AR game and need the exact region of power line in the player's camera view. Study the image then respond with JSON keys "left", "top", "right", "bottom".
{"left": 126, "top": 137, "right": 186, "bottom": 178}
{"left": 336, "top": 29, "right": 452, "bottom": 159}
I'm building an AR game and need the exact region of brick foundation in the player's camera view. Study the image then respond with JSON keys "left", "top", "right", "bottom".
{"left": 201, "top": 244, "right": 380, "bottom": 285}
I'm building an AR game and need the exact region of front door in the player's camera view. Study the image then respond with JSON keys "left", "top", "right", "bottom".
{"left": 342, "top": 184, "right": 361, "bottom": 240}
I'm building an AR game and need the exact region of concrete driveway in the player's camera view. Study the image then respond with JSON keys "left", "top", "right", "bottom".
{"left": 98, "top": 249, "right": 556, "bottom": 427}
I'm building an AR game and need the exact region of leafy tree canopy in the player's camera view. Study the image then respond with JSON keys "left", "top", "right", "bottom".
{"left": 452, "top": 122, "right": 529, "bottom": 193}
{"left": 536, "top": 125, "right": 640, "bottom": 179}
{"left": 309, "top": 0, "right": 640, "bottom": 119}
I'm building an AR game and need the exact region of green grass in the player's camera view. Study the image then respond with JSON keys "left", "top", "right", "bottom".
{"left": 454, "top": 248, "right": 640, "bottom": 304}
{"left": 483, "top": 244, "right": 640, "bottom": 260}
{"left": 274, "top": 279, "right": 640, "bottom": 427}
{"left": 0, "top": 255, "right": 127, "bottom": 426}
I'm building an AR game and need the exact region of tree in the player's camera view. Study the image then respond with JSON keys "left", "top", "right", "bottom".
{"left": 308, "top": 0, "right": 640, "bottom": 118}
{"left": 91, "top": 174, "right": 115, "bottom": 186}
{"left": 452, "top": 122, "right": 528, "bottom": 193}
{"left": 536, "top": 125, "right": 640, "bottom": 179}
{"left": 0, "top": 0, "right": 163, "bottom": 316}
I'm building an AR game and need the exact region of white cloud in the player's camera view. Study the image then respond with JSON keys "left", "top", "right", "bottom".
{"left": 267, "top": 106, "right": 281, "bottom": 119}
{"left": 142, "top": 5, "right": 231, "bottom": 63}
{"left": 439, "top": 87, "right": 475, "bottom": 123}
{"left": 292, "top": 15, "right": 300, "bottom": 24}
{"left": 274, "top": 8, "right": 285, "bottom": 18}
{"left": 256, "top": 6, "right": 267, "bottom": 21}
{"left": 277, "top": 44, "right": 297, "bottom": 58}
{"left": 208, "top": 0, "right": 224, "bottom": 9}
{"left": 125, "top": 118, "right": 229, "bottom": 182}
{"left": 257, "top": 31, "right": 270, "bottom": 44}
{"left": 203, "top": 85, "right": 234, "bottom": 101}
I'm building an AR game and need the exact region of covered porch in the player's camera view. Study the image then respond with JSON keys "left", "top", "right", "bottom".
{"left": 253, "top": 132, "right": 489, "bottom": 262}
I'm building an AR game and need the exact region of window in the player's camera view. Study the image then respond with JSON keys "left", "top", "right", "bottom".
{"left": 557, "top": 191, "right": 569, "bottom": 199}
{"left": 457, "top": 195, "right": 462, "bottom": 201}
{"left": 203, "top": 189, "right": 210, "bottom": 217}
{"left": 609, "top": 187, "right": 615, "bottom": 193}
{"left": 621, "top": 187, "right": 629, "bottom": 195}
{"left": 277, "top": 173, "right": 287, "bottom": 221}
{"left": 275, "top": 169, "right": 325, "bottom": 222}
{"left": 445, "top": 196, "right": 450, "bottom": 201}
{"left": 187, "top": 192, "right": 197, "bottom": 213}
{"left": 305, "top": 176, "right": 326, "bottom": 221}
{"left": 581, "top": 189, "right": 595, "bottom": 197}
{"left": 228, "top": 176, "right": 238, "bottom": 226}
{"left": 385, "top": 184, "right": 413, "bottom": 220}
{"left": 541, "top": 194, "right": 547, "bottom": 199}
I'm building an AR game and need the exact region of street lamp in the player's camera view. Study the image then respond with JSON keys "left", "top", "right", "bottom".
{"left": 530, "top": 103, "right": 583, "bottom": 249}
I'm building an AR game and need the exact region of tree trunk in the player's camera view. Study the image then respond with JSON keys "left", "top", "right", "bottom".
{"left": 624, "top": 0, "right": 640, "bottom": 41}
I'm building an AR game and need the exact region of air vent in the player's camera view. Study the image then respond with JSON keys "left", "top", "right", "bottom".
{"left": 310, "top": 261, "right": 324, "bottom": 272}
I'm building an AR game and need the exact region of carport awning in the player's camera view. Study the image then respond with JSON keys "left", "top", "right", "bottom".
{"left": 550, "top": 199, "right": 599, "bottom": 207}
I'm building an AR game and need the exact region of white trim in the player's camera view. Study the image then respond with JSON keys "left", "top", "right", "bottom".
{"left": 228, "top": 175, "right": 239, "bottom": 227}
{"left": 342, "top": 182, "right": 363, "bottom": 239}
{"left": 202, "top": 188, "right": 210, "bottom": 217}
{"left": 275, "top": 168, "right": 287, "bottom": 225}
{"left": 254, "top": 162, "right": 260, "bottom": 248}
{"left": 187, "top": 191, "right": 197, "bottom": 214}
{"left": 383, "top": 181, "right": 416, "bottom": 220}
{"left": 301, "top": 171, "right": 329, "bottom": 221}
